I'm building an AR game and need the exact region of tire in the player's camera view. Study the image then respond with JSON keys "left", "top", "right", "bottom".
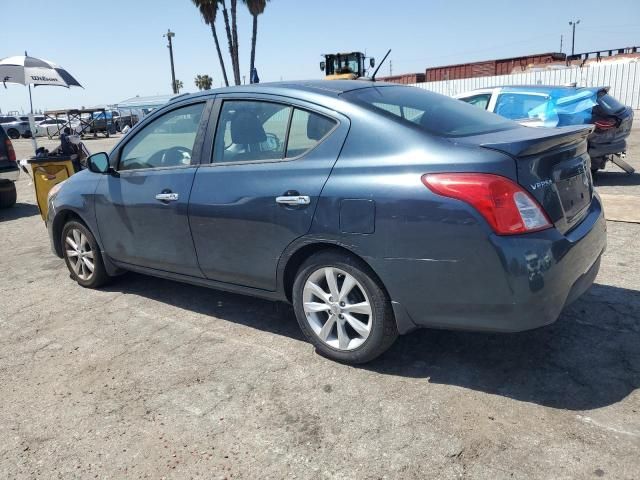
{"left": 292, "top": 250, "right": 398, "bottom": 364}
{"left": 22, "top": 130, "right": 32, "bottom": 139}
{"left": 7, "top": 128, "right": 19, "bottom": 139}
{"left": 61, "top": 220, "right": 110, "bottom": 288}
{"left": 0, "top": 182, "right": 17, "bottom": 208}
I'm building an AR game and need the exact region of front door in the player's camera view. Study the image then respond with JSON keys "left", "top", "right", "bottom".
{"left": 189, "top": 96, "right": 348, "bottom": 290}
{"left": 95, "top": 101, "right": 209, "bottom": 277}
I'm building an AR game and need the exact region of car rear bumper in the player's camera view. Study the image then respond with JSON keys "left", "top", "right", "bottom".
{"left": 588, "top": 138, "right": 627, "bottom": 158}
{"left": 384, "top": 195, "right": 606, "bottom": 333}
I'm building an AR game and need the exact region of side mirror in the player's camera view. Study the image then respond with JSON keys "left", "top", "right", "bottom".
{"left": 87, "top": 152, "right": 110, "bottom": 174}
{"left": 320, "top": 61, "right": 325, "bottom": 71}
{"left": 370, "top": 58, "right": 375, "bottom": 68}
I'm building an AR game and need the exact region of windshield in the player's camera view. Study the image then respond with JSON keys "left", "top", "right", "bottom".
{"left": 344, "top": 86, "right": 517, "bottom": 137}
{"left": 329, "top": 55, "right": 361, "bottom": 75}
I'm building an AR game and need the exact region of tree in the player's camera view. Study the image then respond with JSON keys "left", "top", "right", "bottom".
{"left": 219, "top": 0, "right": 240, "bottom": 85}
{"left": 194, "top": 74, "right": 213, "bottom": 90}
{"left": 191, "top": 0, "right": 229, "bottom": 87}
{"left": 243, "top": 0, "right": 268, "bottom": 83}
{"left": 174, "top": 79, "right": 184, "bottom": 92}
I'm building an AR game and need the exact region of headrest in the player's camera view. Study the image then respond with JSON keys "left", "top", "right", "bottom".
{"left": 231, "top": 111, "right": 266, "bottom": 144}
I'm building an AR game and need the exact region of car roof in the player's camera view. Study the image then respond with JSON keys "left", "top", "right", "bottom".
{"left": 169, "top": 80, "right": 398, "bottom": 104}
{"left": 495, "top": 85, "right": 605, "bottom": 95}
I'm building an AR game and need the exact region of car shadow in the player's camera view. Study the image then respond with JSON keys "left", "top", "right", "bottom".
{"left": 363, "top": 283, "right": 640, "bottom": 411}
{"left": 594, "top": 171, "right": 640, "bottom": 187}
{"left": 105, "top": 275, "right": 639, "bottom": 411}
{"left": 103, "top": 273, "right": 305, "bottom": 341}
{"left": 0, "top": 202, "right": 41, "bottom": 221}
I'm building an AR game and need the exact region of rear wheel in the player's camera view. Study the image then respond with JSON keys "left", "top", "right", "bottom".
{"left": 0, "top": 182, "right": 17, "bottom": 208}
{"left": 61, "top": 220, "right": 110, "bottom": 288}
{"left": 6, "top": 128, "right": 19, "bottom": 139}
{"left": 292, "top": 251, "right": 398, "bottom": 364}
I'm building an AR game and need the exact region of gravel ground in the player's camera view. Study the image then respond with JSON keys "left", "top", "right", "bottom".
{"left": 1, "top": 127, "right": 639, "bottom": 479}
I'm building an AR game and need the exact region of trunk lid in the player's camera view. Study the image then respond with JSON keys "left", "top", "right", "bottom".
{"left": 456, "top": 125, "right": 594, "bottom": 234}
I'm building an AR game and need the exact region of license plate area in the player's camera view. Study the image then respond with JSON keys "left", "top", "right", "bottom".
{"left": 557, "top": 171, "right": 591, "bottom": 222}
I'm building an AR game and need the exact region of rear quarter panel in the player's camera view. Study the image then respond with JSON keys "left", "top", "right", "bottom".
{"left": 307, "top": 106, "right": 520, "bottom": 327}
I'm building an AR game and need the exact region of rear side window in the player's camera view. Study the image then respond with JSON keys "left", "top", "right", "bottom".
{"left": 286, "top": 109, "right": 335, "bottom": 157}
{"left": 214, "top": 101, "right": 336, "bottom": 163}
{"left": 597, "top": 92, "right": 625, "bottom": 114}
{"left": 343, "top": 86, "right": 515, "bottom": 137}
{"left": 495, "top": 93, "right": 548, "bottom": 120}
{"left": 460, "top": 94, "right": 491, "bottom": 110}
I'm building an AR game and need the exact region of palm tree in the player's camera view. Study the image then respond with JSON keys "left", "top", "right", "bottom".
{"left": 174, "top": 79, "right": 184, "bottom": 92}
{"left": 192, "top": 0, "right": 229, "bottom": 87}
{"left": 243, "top": 0, "right": 268, "bottom": 83}
{"left": 219, "top": 0, "right": 241, "bottom": 85}
{"left": 194, "top": 74, "right": 213, "bottom": 90}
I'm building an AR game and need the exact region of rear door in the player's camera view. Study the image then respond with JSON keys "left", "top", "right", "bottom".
{"left": 94, "top": 100, "right": 211, "bottom": 276}
{"left": 189, "top": 94, "right": 349, "bottom": 291}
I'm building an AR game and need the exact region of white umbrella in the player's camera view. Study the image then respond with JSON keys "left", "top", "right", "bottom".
{"left": 1, "top": 53, "right": 83, "bottom": 154}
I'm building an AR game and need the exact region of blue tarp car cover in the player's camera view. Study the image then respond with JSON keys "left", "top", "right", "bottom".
{"left": 527, "top": 88, "right": 599, "bottom": 127}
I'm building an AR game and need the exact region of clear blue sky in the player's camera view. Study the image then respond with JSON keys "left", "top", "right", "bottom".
{"left": 1, "top": 0, "right": 638, "bottom": 113}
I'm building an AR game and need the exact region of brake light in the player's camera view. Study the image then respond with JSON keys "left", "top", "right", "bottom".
{"left": 422, "top": 173, "right": 552, "bottom": 235}
{"left": 5, "top": 139, "right": 16, "bottom": 162}
{"left": 593, "top": 118, "right": 616, "bottom": 131}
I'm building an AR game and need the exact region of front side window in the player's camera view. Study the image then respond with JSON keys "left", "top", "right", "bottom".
{"left": 119, "top": 103, "right": 204, "bottom": 171}
{"left": 494, "top": 93, "right": 548, "bottom": 120}
{"left": 344, "top": 86, "right": 516, "bottom": 137}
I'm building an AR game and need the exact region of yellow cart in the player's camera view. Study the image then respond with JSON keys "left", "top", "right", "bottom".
{"left": 28, "top": 156, "right": 80, "bottom": 220}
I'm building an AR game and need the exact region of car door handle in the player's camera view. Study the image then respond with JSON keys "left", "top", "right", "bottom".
{"left": 276, "top": 195, "right": 311, "bottom": 206}
{"left": 155, "top": 192, "right": 179, "bottom": 202}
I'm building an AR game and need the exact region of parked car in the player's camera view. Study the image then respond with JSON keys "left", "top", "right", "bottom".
{"left": 33, "top": 118, "right": 70, "bottom": 138}
{"left": 0, "top": 115, "right": 31, "bottom": 139}
{"left": 0, "top": 126, "right": 19, "bottom": 208}
{"left": 45, "top": 81, "right": 606, "bottom": 364}
{"left": 455, "top": 86, "right": 634, "bottom": 173}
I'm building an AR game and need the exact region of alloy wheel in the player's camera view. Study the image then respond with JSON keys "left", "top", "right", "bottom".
{"left": 302, "top": 267, "right": 372, "bottom": 351}
{"left": 65, "top": 228, "right": 95, "bottom": 281}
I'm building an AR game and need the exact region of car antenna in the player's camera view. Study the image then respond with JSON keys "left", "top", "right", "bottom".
{"left": 371, "top": 49, "right": 392, "bottom": 81}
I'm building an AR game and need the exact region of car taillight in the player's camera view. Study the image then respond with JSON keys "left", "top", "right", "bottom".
{"left": 422, "top": 173, "right": 552, "bottom": 235}
{"left": 5, "top": 139, "right": 16, "bottom": 162}
{"left": 593, "top": 118, "right": 617, "bottom": 130}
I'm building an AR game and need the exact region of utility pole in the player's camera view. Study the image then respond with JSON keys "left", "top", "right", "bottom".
{"left": 569, "top": 20, "right": 580, "bottom": 56}
{"left": 164, "top": 29, "right": 177, "bottom": 94}
{"left": 560, "top": 34, "right": 563, "bottom": 54}
{"left": 389, "top": 60, "right": 393, "bottom": 76}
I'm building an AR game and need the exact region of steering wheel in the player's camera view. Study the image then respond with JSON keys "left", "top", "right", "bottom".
{"left": 147, "top": 145, "right": 192, "bottom": 167}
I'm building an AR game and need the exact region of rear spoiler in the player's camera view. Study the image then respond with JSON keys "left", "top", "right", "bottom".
{"left": 457, "top": 125, "right": 594, "bottom": 157}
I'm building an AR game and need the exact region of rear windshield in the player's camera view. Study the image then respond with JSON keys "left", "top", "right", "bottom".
{"left": 343, "top": 86, "right": 517, "bottom": 137}
{"left": 597, "top": 92, "right": 626, "bottom": 114}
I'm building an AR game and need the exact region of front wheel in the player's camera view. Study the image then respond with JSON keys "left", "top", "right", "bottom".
{"left": 292, "top": 251, "right": 398, "bottom": 364}
{"left": 61, "top": 220, "right": 110, "bottom": 288}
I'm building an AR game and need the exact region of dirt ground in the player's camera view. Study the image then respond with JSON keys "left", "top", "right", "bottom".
{"left": 1, "top": 127, "right": 639, "bottom": 479}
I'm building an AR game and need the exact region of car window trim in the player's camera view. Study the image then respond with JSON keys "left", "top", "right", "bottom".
{"left": 204, "top": 96, "right": 340, "bottom": 168}
{"left": 112, "top": 99, "right": 212, "bottom": 173}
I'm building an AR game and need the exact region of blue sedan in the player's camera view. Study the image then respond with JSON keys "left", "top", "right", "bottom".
{"left": 46, "top": 81, "right": 606, "bottom": 363}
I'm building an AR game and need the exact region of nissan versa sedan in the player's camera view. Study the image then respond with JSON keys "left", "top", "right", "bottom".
{"left": 45, "top": 81, "right": 606, "bottom": 364}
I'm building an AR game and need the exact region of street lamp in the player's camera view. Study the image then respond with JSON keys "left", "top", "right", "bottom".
{"left": 163, "top": 29, "right": 177, "bottom": 94}
{"left": 569, "top": 20, "right": 580, "bottom": 57}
